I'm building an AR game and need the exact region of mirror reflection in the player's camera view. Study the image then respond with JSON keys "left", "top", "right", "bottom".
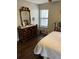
{"left": 19, "top": 7, "right": 31, "bottom": 26}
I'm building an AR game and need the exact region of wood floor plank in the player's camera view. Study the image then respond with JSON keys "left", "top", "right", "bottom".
{"left": 17, "top": 35, "right": 45, "bottom": 59}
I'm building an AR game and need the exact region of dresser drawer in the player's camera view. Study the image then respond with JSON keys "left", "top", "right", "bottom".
{"left": 18, "top": 25, "right": 37, "bottom": 41}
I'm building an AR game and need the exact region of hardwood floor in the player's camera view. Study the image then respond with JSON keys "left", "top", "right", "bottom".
{"left": 17, "top": 35, "right": 46, "bottom": 59}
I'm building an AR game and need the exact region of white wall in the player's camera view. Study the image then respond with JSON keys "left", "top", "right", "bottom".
{"left": 39, "top": 3, "right": 48, "bottom": 10}
{"left": 17, "top": 0, "right": 39, "bottom": 26}
{"left": 52, "top": 2, "right": 61, "bottom": 22}
{"left": 48, "top": 1, "right": 61, "bottom": 33}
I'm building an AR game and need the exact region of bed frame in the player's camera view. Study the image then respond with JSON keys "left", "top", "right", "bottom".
{"left": 53, "top": 22, "right": 61, "bottom": 32}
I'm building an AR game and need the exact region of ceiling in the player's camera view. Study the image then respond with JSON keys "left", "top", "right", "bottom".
{"left": 26, "top": 0, "right": 60, "bottom": 4}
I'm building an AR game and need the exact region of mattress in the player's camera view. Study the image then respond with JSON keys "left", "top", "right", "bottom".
{"left": 34, "top": 31, "right": 61, "bottom": 59}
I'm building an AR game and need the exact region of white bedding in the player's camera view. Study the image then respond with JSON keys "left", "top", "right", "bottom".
{"left": 34, "top": 31, "right": 61, "bottom": 59}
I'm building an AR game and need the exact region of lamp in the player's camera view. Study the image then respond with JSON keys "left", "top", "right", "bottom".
{"left": 32, "top": 17, "right": 35, "bottom": 24}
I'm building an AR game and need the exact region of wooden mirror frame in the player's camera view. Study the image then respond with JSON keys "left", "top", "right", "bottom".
{"left": 19, "top": 7, "right": 31, "bottom": 26}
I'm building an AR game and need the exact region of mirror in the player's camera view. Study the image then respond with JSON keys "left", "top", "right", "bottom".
{"left": 19, "top": 7, "right": 31, "bottom": 26}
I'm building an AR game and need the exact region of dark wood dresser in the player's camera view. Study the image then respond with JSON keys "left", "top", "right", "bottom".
{"left": 17, "top": 25, "right": 37, "bottom": 42}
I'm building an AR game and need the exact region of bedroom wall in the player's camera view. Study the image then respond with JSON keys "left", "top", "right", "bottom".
{"left": 17, "top": 0, "right": 39, "bottom": 26}
{"left": 52, "top": 1, "right": 61, "bottom": 22}
{"left": 39, "top": 1, "right": 61, "bottom": 33}
{"left": 48, "top": 1, "right": 61, "bottom": 33}
{"left": 39, "top": 3, "right": 48, "bottom": 10}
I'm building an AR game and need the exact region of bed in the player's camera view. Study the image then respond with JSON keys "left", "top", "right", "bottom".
{"left": 34, "top": 22, "right": 61, "bottom": 59}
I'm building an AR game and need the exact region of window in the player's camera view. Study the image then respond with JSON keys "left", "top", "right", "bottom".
{"left": 40, "top": 10, "right": 48, "bottom": 27}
